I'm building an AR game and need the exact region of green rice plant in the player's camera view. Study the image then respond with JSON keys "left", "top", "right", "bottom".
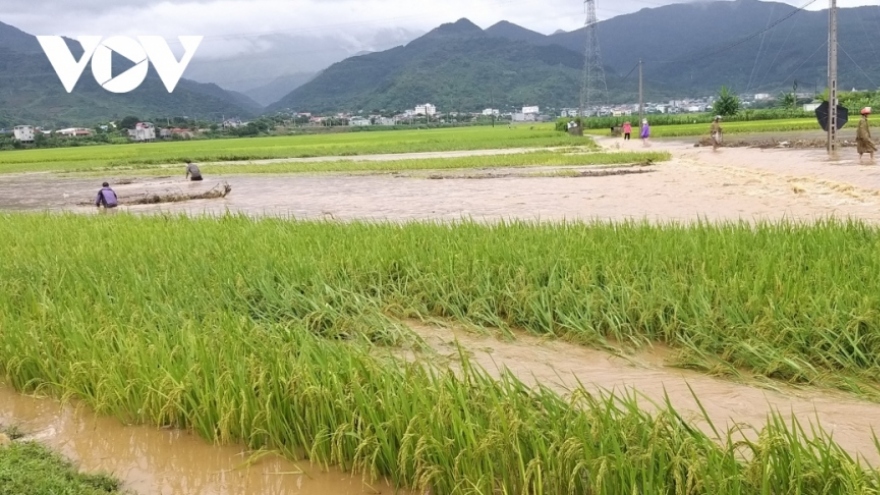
{"left": 0, "top": 124, "right": 573, "bottom": 175}
{"left": 1, "top": 214, "right": 880, "bottom": 493}
{"left": 0, "top": 440, "right": 125, "bottom": 495}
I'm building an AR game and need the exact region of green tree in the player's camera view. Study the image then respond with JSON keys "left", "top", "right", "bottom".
{"left": 713, "top": 86, "right": 741, "bottom": 117}
{"left": 118, "top": 116, "right": 141, "bottom": 129}
{"left": 778, "top": 92, "right": 797, "bottom": 112}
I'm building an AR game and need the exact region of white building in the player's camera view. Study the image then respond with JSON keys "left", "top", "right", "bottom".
{"left": 482, "top": 108, "right": 500, "bottom": 116}
{"left": 57, "top": 127, "right": 91, "bottom": 137}
{"left": 13, "top": 125, "right": 34, "bottom": 142}
{"left": 414, "top": 103, "right": 437, "bottom": 116}
{"left": 377, "top": 117, "right": 396, "bottom": 126}
{"left": 512, "top": 113, "right": 537, "bottom": 122}
{"left": 128, "top": 122, "right": 156, "bottom": 142}
{"left": 522, "top": 105, "right": 540, "bottom": 115}
{"left": 754, "top": 93, "right": 772, "bottom": 101}
{"left": 349, "top": 117, "right": 372, "bottom": 126}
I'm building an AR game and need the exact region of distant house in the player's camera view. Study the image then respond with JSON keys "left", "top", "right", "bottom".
{"left": 222, "top": 119, "right": 243, "bottom": 129}
{"left": 349, "top": 117, "right": 372, "bottom": 126}
{"left": 128, "top": 122, "right": 156, "bottom": 142}
{"left": 414, "top": 103, "right": 437, "bottom": 116}
{"left": 482, "top": 108, "right": 499, "bottom": 116}
{"left": 57, "top": 127, "right": 92, "bottom": 137}
{"left": 522, "top": 106, "right": 540, "bottom": 115}
{"left": 13, "top": 125, "right": 34, "bottom": 142}
{"left": 170, "top": 128, "right": 195, "bottom": 139}
{"left": 803, "top": 101, "right": 822, "bottom": 112}
{"left": 159, "top": 128, "right": 172, "bottom": 139}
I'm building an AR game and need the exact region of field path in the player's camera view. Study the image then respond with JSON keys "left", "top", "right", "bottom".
{"left": 404, "top": 321, "right": 880, "bottom": 467}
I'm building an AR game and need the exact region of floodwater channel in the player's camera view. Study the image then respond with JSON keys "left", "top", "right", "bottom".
{"left": 0, "top": 385, "right": 407, "bottom": 495}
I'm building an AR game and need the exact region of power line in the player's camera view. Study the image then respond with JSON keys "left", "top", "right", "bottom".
{"left": 838, "top": 42, "right": 878, "bottom": 89}
{"left": 645, "top": 0, "right": 820, "bottom": 67}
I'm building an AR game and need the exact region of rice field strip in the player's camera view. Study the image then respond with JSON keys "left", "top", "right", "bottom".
{"left": 3, "top": 215, "right": 880, "bottom": 493}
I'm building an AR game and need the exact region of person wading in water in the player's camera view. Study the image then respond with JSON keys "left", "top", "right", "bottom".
{"left": 857, "top": 107, "right": 876, "bottom": 163}
{"left": 710, "top": 116, "right": 723, "bottom": 151}
{"left": 185, "top": 160, "right": 203, "bottom": 181}
{"left": 95, "top": 182, "right": 118, "bottom": 210}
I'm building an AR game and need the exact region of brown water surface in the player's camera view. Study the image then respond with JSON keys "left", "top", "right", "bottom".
{"left": 403, "top": 321, "right": 880, "bottom": 468}
{"left": 0, "top": 386, "right": 406, "bottom": 495}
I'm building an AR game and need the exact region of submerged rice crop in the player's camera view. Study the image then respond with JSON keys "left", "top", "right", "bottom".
{"left": 1, "top": 214, "right": 880, "bottom": 493}
{"left": 65, "top": 150, "right": 668, "bottom": 177}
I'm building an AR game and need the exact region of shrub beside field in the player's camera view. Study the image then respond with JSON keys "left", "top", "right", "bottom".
{"left": 1, "top": 214, "right": 880, "bottom": 493}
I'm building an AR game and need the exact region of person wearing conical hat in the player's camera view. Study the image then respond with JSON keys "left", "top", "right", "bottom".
{"left": 857, "top": 107, "right": 876, "bottom": 163}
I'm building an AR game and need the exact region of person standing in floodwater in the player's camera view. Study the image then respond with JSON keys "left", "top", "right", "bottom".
{"left": 185, "top": 160, "right": 203, "bottom": 181}
{"left": 710, "top": 116, "right": 723, "bottom": 151}
{"left": 95, "top": 182, "right": 118, "bottom": 210}
{"left": 640, "top": 119, "right": 651, "bottom": 146}
{"left": 622, "top": 121, "right": 632, "bottom": 141}
{"left": 857, "top": 108, "right": 876, "bottom": 163}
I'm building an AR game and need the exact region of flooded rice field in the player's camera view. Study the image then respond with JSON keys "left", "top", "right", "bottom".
{"left": 0, "top": 386, "right": 405, "bottom": 495}
{"left": 2, "top": 139, "right": 879, "bottom": 223}
{"left": 403, "top": 321, "right": 880, "bottom": 468}
{"left": 4, "top": 138, "right": 880, "bottom": 492}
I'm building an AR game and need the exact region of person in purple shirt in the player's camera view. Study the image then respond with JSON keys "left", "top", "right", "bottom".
{"left": 640, "top": 119, "right": 651, "bottom": 147}
{"left": 95, "top": 182, "right": 118, "bottom": 209}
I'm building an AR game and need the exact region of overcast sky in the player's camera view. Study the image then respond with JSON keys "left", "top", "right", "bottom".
{"left": 4, "top": 0, "right": 879, "bottom": 57}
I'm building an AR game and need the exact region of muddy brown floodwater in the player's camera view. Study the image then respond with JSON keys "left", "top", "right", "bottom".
{"left": 0, "top": 386, "right": 408, "bottom": 495}
{"left": 2, "top": 137, "right": 880, "bottom": 223}
{"left": 402, "top": 321, "right": 880, "bottom": 468}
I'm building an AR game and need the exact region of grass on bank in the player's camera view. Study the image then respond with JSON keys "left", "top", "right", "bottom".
{"left": 65, "top": 150, "right": 670, "bottom": 177}
{"left": 2, "top": 215, "right": 880, "bottom": 493}
{"left": 0, "top": 433, "right": 125, "bottom": 495}
{"left": 586, "top": 117, "right": 851, "bottom": 138}
{"left": 0, "top": 124, "right": 578, "bottom": 175}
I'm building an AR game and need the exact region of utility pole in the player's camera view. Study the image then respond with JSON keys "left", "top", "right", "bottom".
{"left": 827, "top": 0, "right": 838, "bottom": 157}
{"left": 638, "top": 58, "right": 644, "bottom": 122}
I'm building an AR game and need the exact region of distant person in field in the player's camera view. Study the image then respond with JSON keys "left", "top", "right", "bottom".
{"left": 622, "top": 121, "right": 632, "bottom": 141}
{"left": 95, "top": 182, "right": 118, "bottom": 209}
{"left": 710, "top": 116, "right": 723, "bottom": 151}
{"left": 857, "top": 107, "right": 875, "bottom": 163}
{"left": 640, "top": 119, "right": 651, "bottom": 146}
{"left": 185, "top": 160, "right": 203, "bottom": 181}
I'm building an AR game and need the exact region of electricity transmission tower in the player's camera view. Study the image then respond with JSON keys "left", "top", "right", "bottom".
{"left": 579, "top": 0, "right": 608, "bottom": 118}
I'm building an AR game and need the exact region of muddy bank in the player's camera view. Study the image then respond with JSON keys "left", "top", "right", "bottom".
{"left": 401, "top": 321, "right": 880, "bottom": 468}
{"left": 0, "top": 385, "right": 406, "bottom": 495}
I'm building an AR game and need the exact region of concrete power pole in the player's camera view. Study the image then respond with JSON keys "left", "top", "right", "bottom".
{"left": 638, "top": 59, "right": 644, "bottom": 122}
{"left": 579, "top": 0, "right": 608, "bottom": 119}
{"left": 827, "top": 0, "right": 838, "bottom": 157}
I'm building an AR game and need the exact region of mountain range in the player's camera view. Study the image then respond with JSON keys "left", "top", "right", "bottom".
{"left": 0, "top": 22, "right": 262, "bottom": 128}
{"left": 272, "top": 0, "right": 880, "bottom": 113}
{"left": 3, "top": 0, "right": 880, "bottom": 125}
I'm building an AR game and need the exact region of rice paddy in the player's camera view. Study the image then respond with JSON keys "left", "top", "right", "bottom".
{"left": 0, "top": 124, "right": 572, "bottom": 174}
{"left": 2, "top": 213, "right": 880, "bottom": 493}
